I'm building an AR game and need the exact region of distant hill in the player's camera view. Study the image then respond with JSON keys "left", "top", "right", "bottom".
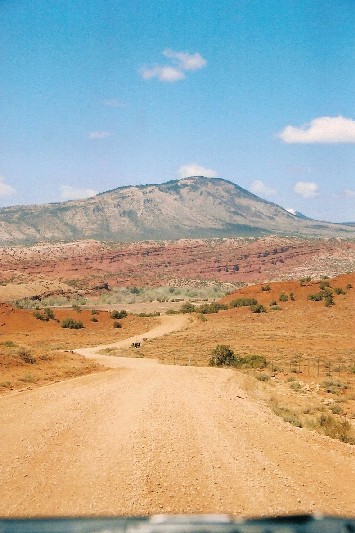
{"left": 0, "top": 176, "right": 354, "bottom": 245}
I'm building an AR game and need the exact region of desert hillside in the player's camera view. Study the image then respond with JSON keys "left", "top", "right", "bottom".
{"left": 0, "top": 236, "right": 354, "bottom": 304}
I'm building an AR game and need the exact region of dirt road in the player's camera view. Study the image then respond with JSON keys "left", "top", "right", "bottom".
{"left": 75, "top": 314, "right": 190, "bottom": 366}
{"left": 0, "top": 315, "right": 354, "bottom": 518}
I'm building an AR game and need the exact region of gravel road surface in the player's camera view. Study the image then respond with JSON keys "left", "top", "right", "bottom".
{"left": 0, "top": 316, "right": 354, "bottom": 518}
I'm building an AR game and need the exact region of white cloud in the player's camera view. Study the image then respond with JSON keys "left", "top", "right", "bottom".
{"left": 178, "top": 163, "right": 218, "bottom": 179}
{"left": 286, "top": 208, "right": 297, "bottom": 215}
{"left": 89, "top": 131, "right": 111, "bottom": 139}
{"left": 278, "top": 116, "right": 355, "bottom": 143}
{"left": 60, "top": 186, "right": 98, "bottom": 200}
{"left": 249, "top": 180, "right": 277, "bottom": 197}
{"left": 293, "top": 181, "right": 319, "bottom": 198}
{"left": 140, "top": 49, "right": 207, "bottom": 82}
{"left": 140, "top": 66, "right": 185, "bottom": 82}
{"left": 163, "top": 49, "right": 207, "bottom": 71}
{"left": 0, "top": 176, "right": 15, "bottom": 197}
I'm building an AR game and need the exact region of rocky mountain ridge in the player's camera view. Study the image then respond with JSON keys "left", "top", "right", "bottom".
{"left": 0, "top": 176, "right": 354, "bottom": 245}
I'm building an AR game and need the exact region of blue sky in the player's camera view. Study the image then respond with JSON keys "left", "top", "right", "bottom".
{"left": 1, "top": 0, "right": 354, "bottom": 222}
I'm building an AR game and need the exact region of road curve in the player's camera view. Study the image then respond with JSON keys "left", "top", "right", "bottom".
{"left": 74, "top": 314, "right": 190, "bottom": 367}
{"left": 0, "top": 315, "right": 354, "bottom": 518}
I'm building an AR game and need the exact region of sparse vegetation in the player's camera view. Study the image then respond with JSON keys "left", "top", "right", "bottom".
{"left": 61, "top": 318, "right": 84, "bottom": 329}
{"left": 18, "top": 348, "right": 36, "bottom": 364}
{"left": 229, "top": 297, "right": 258, "bottom": 308}
{"left": 334, "top": 287, "right": 345, "bottom": 295}
{"left": 2, "top": 340, "right": 17, "bottom": 348}
{"left": 256, "top": 373, "right": 269, "bottom": 382}
{"left": 299, "top": 276, "right": 312, "bottom": 286}
{"left": 137, "top": 311, "right": 160, "bottom": 317}
{"left": 321, "top": 380, "right": 348, "bottom": 394}
{"left": 110, "top": 309, "right": 128, "bottom": 319}
{"left": 308, "top": 292, "right": 323, "bottom": 301}
{"left": 33, "top": 308, "right": 55, "bottom": 321}
{"left": 209, "top": 345, "right": 236, "bottom": 367}
{"left": 324, "top": 294, "right": 335, "bottom": 307}
{"left": 113, "top": 321, "right": 122, "bottom": 328}
{"left": 97, "top": 284, "right": 231, "bottom": 306}
{"left": 250, "top": 304, "right": 266, "bottom": 313}
{"left": 313, "top": 413, "right": 353, "bottom": 443}
{"left": 198, "top": 302, "right": 228, "bottom": 314}
{"left": 272, "top": 403, "right": 303, "bottom": 428}
{"left": 261, "top": 285, "right": 271, "bottom": 292}
{"left": 240, "top": 354, "right": 268, "bottom": 368}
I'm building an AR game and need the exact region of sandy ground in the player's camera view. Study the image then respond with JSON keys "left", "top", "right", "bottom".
{"left": 0, "top": 315, "right": 354, "bottom": 518}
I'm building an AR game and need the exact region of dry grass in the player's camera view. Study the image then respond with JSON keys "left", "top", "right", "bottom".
{"left": 114, "top": 273, "right": 355, "bottom": 442}
{"left": 0, "top": 306, "right": 157, "bottom": 394}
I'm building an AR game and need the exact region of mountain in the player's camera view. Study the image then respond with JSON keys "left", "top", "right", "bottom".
{"left": 0, "top": 176, "right": 354, "bottom": 245}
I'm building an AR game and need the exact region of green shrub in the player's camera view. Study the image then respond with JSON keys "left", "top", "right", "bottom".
{"left": 270, "top": 305, "right": 282, "bottom": 311}
{"left": 329, "top": 404, "right": 343, "bottom": 415}
{"left": 209, "top": 345, "right": 236, "bottom": 367}
{"left": 18, "top": 348, "right": 36, "bottom": 364}
{"left": 334, "top": 287, "right": 345, "bottom": 295}
{"left": 91, "top": 309, "right": 99, "bottom": 315}
{"left": 257, "top": 373, "right": 269, "bottom": 382}
{"left": 113, "top": 321, "right": 122, "bottom": 328}
{"left": 314, "top": 414, "right": 352, "bottom": 442}
{"left": 300, "top": 276, "right": 311, "bottom": 286}
{"left": 32, "top": 308, "right": 55, "bottom": 321}
{"left": 324, "top": 295, "right": 335, "bottom": 307}
{"left": 279, "top": 292, "right": 288, "bottom": 302}
{"left": 321, "top": 380, "right": 348, "bottom": 394}
{"left": 72, "top": 304, "right": 82, "bottom": 313}
{"left": 137, "top": 311, "right": 160, "bottom": 317}
{"left": 250, "top": 304, "right": 266, "bottom": 313}
{"left": 110, "top": 309, "right": 128, "bottom": 319}
{"left": 44, "top": 308, "right": 55, "bottom": 319}
{"left": 235, "top": 354, "right": 267, "bottom": 368}
{"left": 198, "top": 302, "right": 227, "bottom": 314}
{"left": 261, "top": 285, "right": 271, "bottom": 292}
{"left": 61, "top": 318, "right": 84, "bottom": 329}
{"left": 2, "top": 340, "right": 17, "bottom": 348}
{"left": 33, "top": 310, "right": 49, "bottom": 321}
{"left": 229, "top": 298, "right": 258, "bottom": 308}
{"left": 290, "top": 381, "right": 302, "bottom": 391}
{"left": 179, "top": 302, "right": 196, "bottom": 314}
{"left": 308, "top": 292, "right": 323, "bottom": 301}
{"left": 272, "top": 404, "right": 302, "bottom": 428}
